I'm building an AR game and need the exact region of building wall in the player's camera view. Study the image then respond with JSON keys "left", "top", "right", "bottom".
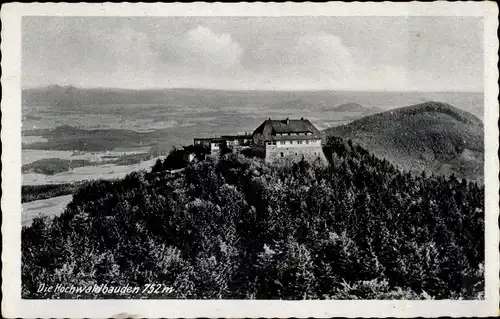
{"left": 252, "top": 133, "right": 267, "bottom": 157}
{"left": 274, "top": 139, "right": 321, "bottom": 147}
{"left": 194, "top": 139, "right": 211, "bottom": 148}
{"left": 226, "top": 138, "right": 252, "bottom": 147}
{"left": 264, "top": 143, "right": 327, "bottom": 164}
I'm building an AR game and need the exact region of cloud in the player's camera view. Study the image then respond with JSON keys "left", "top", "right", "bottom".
{"left": 156, "top": 25, "right": 243, "bottom": 74}
{"left": 292, "top": 33, "right": 354, "bottom": 73}
{"left": 246, "top": 31, "right": 410, "bottom": 90}
{"left": 185, "top": 26, "right": 243, "bottom": 68}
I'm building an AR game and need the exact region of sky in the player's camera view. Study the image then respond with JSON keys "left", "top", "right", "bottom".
{"left": 22, "top": 16, "right": 483, "bottom": 91}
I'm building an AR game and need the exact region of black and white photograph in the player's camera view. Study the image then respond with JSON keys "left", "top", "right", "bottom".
{"left": 2, "top": 2, "right": 499, "bottom": 318}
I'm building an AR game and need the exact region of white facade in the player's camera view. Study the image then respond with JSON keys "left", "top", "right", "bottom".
{"left": 264, "top": 139, "right": 322, "bottom": 147}
{"left": 210, "top": 142, "right": 220, "bottom": 151}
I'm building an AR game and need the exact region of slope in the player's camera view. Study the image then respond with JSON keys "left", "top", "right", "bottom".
{"left": 324, "top": 101, "right": 484, "bottom": 181}
{"left": 331, "top": 102, "right": 382, "bottom": 114}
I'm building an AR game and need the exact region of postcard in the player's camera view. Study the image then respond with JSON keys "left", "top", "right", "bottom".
{"left": 2, "top": 2, "right": 499, "bottom": 318}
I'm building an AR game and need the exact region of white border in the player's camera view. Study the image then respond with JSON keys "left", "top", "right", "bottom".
{"left": 2, "top": 2, "right": 499, "bottom": 318}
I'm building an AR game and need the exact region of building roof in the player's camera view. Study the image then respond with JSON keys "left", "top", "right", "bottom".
{"left": 193, "top": 137, "right": 225, "bottom": 143}
{"left": 220, "top": 134, "right": 253, "bottom": 139}
{"left": 272, "top": 135, "right": 321, "bottom": 141}
{"left": 253, "top": 118, "right": 322, "bottom": 141}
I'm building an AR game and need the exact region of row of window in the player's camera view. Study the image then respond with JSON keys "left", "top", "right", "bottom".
{"left": 266, "top": 140, "right": 318, "bottom": 146}
{"left": 276, "top": 132, "right": 313, "bottom": 136}
{"left": 280, "top": 152, "right": 319, "bottom": 157}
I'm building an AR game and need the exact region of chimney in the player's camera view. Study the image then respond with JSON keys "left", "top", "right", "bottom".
{"left": 285, "top": 117, "right": 290, "bottom": 125}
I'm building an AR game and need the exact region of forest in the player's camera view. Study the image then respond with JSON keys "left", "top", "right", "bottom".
{"left": 22, "top": 183, "right": 80, "bottom": 203}
{"left": 22, "top": 137, "right": 484, "bottom": 299}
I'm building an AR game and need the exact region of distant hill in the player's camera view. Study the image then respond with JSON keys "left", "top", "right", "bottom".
{"left": 23, "top": 86, "right": 483, "bottom": 120}
{"left": 324, "top": 101, "right": 484, "bottom": 181}
{"left": 333, "top": 102, "right": 366, "bottom": 112}
{"left": 319, "top": 103, "right": 383, "bottom": 121}
{"left": 270, "top": 98, "right": 310, "bottom": 109}
{"left": 331, "top": 102, "right": 382, "bottom": 114}
{"left": 268, "top": 100, "right": 383, "bottom": 120}
{"left": 23, "top": 85, "right": 169, "bottom": 107}
{"left": 22, "top": 85, "right": 262, "bottom": 108}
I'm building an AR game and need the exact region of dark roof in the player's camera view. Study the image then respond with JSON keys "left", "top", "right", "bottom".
{"left": 194, "top": 137, "right": 225, "bottom": 143}
{"left": 253, "top": 118, "right": 322, "bottom": 141}
{"left": 220, "top": 134, "right": 253, "bottom": 139}
{"left": 272, "top": 135, "right": 322, "bottom": 141}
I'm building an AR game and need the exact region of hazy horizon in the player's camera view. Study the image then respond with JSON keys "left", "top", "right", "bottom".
{"left": 24, "top": 84, "right": 484, "bottom": 94}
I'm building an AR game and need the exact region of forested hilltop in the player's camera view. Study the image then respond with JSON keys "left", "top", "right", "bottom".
{"left": 22, "top": 137, "right": 484, "bottom": 299}
{"left": 325, "top": 102, "right": 484, "bottom": 182}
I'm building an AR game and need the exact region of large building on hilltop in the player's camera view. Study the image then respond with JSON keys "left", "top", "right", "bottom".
{"left": 252, "top": 117, "right": 327, "bottom": 163}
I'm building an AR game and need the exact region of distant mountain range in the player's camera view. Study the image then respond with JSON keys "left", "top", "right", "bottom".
{"left": 23, "top": 85, "right": 172, "bottom": 107}
{"left": 324, "top": 101, "right": 484, "bottom": 181}
{"left": 330, "top": 102, "right": 383, "bottom": 114}
{"left": 23, "top": 85, "right": 483, "bottom": 119}
{"left": 270, "top": 99, "right": 382, "bottom": 113}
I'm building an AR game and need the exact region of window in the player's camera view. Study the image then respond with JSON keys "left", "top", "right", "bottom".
{"left": 306, "top": 140, "right": 309, "bottom": 144}
{"left": 297, "top": 141, "right": 303, "bottom": 145}
{"left": 272, "top": 141, "right": 277, "bottom": 145}
{"left": 280, "top": 152, "right": 284, "bottom": 157}
{"left": 287, "top": 133, "right": 291, "bottom": 136}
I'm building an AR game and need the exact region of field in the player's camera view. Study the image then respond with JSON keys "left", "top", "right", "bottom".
{"left": 22, "top": 183, "right": 80, "bottom": 203}
{"left": 22, "top": 156, "right": 163, "bottom": 185}
{"left": 22, "top": 195, "right": 73, "bottom": 227}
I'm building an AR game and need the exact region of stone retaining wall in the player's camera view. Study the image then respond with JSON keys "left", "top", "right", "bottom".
{"left": 265, "top": 145, "right": 327, "bottom": 164}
